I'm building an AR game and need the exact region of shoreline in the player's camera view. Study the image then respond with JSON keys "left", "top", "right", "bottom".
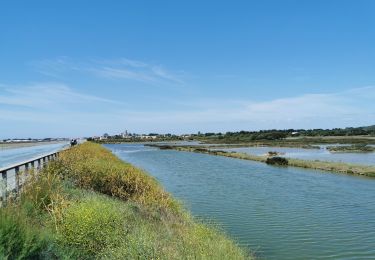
{"left": 151, "top": 145, "right": 375, "bottom": 178}
{"left": 197, "top": 136, "right": 375, "bottom": 145}
{"left": 96, "top": 136, "right": 375, "bottom": 148}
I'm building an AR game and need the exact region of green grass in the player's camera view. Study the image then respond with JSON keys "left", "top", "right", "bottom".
{"left": 0, "top": 142, "right": 251, "bottom": 259}
{"left": 0, "top": 208, "right": 46, "bottom": 259}
{"left": 327, "top": 144, "right": 375, "bottom": 153}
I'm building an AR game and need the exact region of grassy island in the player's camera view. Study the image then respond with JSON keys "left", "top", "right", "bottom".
{"left": 327, "top": 144, "right": 375, "bottom": 153}
{"left": 150, "top": 145, "right": 375, "bottom": 178}
{"left": 0, "top": 142, "right": 250, "bottom": 259}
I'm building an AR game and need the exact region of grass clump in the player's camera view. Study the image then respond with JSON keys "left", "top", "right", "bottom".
{"left": 0, "top": 208, "right": 46, "bottom": 259}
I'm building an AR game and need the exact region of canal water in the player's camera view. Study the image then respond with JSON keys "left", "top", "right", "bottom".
{"left": 106, "top": 143, "right": 375, "bottom": 260}
{"left": 220, "top": 146, "right": 375, "bottom": 166}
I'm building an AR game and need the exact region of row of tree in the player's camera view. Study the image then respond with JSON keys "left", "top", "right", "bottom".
{"left": 195, "top": 125, "right": 375, "bottom": 141}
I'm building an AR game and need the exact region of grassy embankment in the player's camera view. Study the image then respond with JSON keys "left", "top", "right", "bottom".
{"left": 0, "top": 142, "right": 250, "bottom": 259}
{"left": 159, "top": 145, "right": 375, "bottom": 177}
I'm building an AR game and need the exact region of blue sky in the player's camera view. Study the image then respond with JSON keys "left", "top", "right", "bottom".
{"left": 1, "top": 0, "right": 375, "bottom": 138}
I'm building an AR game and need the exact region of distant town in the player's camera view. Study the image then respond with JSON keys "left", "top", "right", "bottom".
{"left": 2, "top": 125, "right": 374, "bottom": 144}
{"left": 88, "top": 130, "right": 194, "bottom": 142}
{"left": 89, "top": 125, "right": 375, "bottom": 143}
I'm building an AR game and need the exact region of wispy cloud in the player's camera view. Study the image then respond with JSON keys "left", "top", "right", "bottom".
{"left": 91, "top": 67, "right": 157, "bottom": 83}
{"left": 0, "top": 82, "right": 121, "bottom": 109}
{"left": 118, "top": 58, "right": 148, "bottom": 68}
{"left": 29, "top": 57, "right": 186, "bottom": 84}
{"left": 29, "top": 57, "right": 79, "bottom": 78}
{"left": 107, "top": 86, "right": 375, "bottom": 132}
{"left": 0, "top": 82, "right": 126, "bottom": 137}
{"left": 89, "top": 58, "right": 186, "bottom": 84}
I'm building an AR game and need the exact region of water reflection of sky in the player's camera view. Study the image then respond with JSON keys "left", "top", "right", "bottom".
{"left": 223, "top": 145, "right": 375, "bottom": 166}
{"left": 108, "top": 143, "right": 375, "bottom": 260}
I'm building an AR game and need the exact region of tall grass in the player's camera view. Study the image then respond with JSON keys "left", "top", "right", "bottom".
{"left": 0, "top": 208, "right": 46, "bottom": 259}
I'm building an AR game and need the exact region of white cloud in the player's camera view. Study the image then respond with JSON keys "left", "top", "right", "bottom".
{"left": 0, "top": 83, "right": 374, "bottom": 137}
{"left": 90, "top": 59, "right": 185, "bottom": 84}
{"left": 91, "top": 67, "right": 158, "bottom": 83}
{"left": 119, "top": 58, "right": 148, "bottom": 68}
{"left": 29, "top": 57, "right": 186, "bottom": 84}
{"left": 0, "top": 82, "right": 120, "bottom": 109}
{"left": 28, "top": 57, "right": 78, "bottom": 78}
{"left": 151, "top": 66, "right": 185, "bottom": 84}
{"left": 109, "top": 87, "right": 375, "bottom": 131}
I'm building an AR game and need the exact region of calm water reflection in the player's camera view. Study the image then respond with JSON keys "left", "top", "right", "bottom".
{"left": 106, "top": 144, "right": 375, "bottom": 260}
{"left": 222, "top": 146, "right": 375, "bottom": 166}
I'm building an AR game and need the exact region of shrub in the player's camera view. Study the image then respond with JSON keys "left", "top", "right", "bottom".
{"left": 57, "top": 196, "right": 125, "bottom": 256}
{"left": 57, "top": 142, "right": 178, "bottom": 211}
{"left": 0, "top": 208, "right": 46, "bottom": 259}
{"left": 266, "top": 156, "right": 289, "bottom": 166}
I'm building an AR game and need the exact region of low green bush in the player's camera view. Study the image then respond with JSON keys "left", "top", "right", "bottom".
{"left": 57, "top": 196, "right": 125, "bottom": 257}
{"left": 0, "top": 208, "right": 46, "bottom": 259}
